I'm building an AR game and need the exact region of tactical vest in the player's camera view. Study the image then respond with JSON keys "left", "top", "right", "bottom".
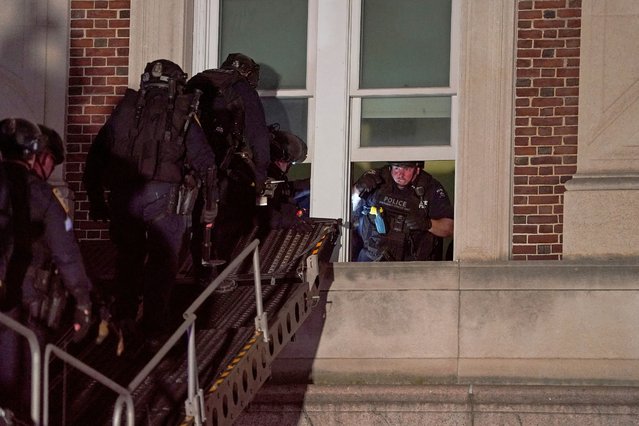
{"left": 358, "top": 170, "right": 437, "bottom": 261}
{"left": 186, "top": 69, "right": 246, "bottom": 170}
{"left": 106, "top": 86, "right": 199, "bottom": 187}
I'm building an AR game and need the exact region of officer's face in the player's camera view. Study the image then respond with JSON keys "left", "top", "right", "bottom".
{"left": 390, "top": 165, "right": 418, "bottom": 189}
{"left": 31, "top": 151, "right": 56, "bottom": 180}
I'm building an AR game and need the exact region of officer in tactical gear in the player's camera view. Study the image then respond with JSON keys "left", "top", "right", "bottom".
{"left": 186, "top": 52, "right": 271, "bottom": 270}
{"left": 83, "top": 59, "right": 218, "bottom": 352}
{"left": 258, "top": 123, "right": 311, "bottom": 233}
{"left": 0, "top": 154, "right": 11, "bottom": 300}
{"left": 352, "top": 160, "right": 454, "bottom": 262}
{"left": 0, "top": 118, "right": 93, "bottom": 420}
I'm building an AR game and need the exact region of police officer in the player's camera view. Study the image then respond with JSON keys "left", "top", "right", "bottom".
{"left": 258, "top": 123, "right": 310, "bottom": 233}
{"left": 83, "top": 59, "right": 218, "bottom": 351}
{"left": 0, "top": 154, "right": 11, "bottom": 295}
{"left": 352, "top": 161, "right": 454, "bottom": 262}
{"left": 0, "top": 118, "right": 93, "bottom": 420}
{"left": 186, "top": 53, "right": 271, "bottom": 267}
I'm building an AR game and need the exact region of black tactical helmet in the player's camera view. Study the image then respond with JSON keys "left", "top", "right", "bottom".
{"left": 388, "top": 160, "right": 424, "bottom": 168}
{"left": 221, "top": 53, "right": 260, "bottom": 88}
{"left": 37, "top": 124, "right": 65, "bottom": 165}
{"left": 0, "top": 117, "right": 43, "bottom": 161}
{"left": 140, "top": 59, "right": 188, "bottom": 90}
{"left": 268, "top": 123, "right": 307, "bottom": 164}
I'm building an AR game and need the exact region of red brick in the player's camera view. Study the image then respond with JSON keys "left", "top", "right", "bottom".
{"left": 512, "top": 245, "right": 537, "bottom": 254}
{"left": 88, "top": 10, "right": 118, "bottom": 18}
{"left": 529, "top": 195, "right": 560, "bottom": 204}
{"left": 533, "top": 19, "right": 565, "bottom": 29}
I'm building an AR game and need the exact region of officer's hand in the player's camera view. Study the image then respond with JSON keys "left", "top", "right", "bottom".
{"left": 293, "top": 217, "right": 313, "bottom": 233}
{"left": 405, "top": 213, "right": 431, "bottom": 232}
{"left": 201, "top": 202, "right": 218, "bottom": 224}
{"left": 254, "top": 180, "right": 266, "bottom": 196}
{"left": 72, "top": 303, "right": 92, "bottom": 343}
{"left": 355, "top": 171, "right": 382, "bottom": 194}
{"left": 89, "top": 197, "right": 110, "bottom": 222}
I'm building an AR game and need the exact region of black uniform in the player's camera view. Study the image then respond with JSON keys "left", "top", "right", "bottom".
{"left": 83, "top": 87, "right": 217, "bottom": 336}
{"left": 354, "top": 167, "right": 453, "bottom": 261}
{"left": 0, "top": 161, "right": 12, "bottom": 292}
{"left": 1, "top": 161, "right": 92, "bottom": 418}
{"left": 187, "top": 69, "right": 271, "bottom": 264}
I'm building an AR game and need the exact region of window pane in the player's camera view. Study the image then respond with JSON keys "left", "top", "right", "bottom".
{"left": 360, "top": 97, "right": 451, "bottom": 147}
{"left": 219, "top": 0, "right": 307, "bottom": 90}
{"left": 360, "top": 0, "right": 451, "bottom": 88}
{"left": 262, "top": 97, "right": 308, "bottom": 144}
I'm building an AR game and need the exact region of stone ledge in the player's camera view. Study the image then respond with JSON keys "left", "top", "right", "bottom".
{"left": 236, "top": 384, "right": 639, "bottom": 425}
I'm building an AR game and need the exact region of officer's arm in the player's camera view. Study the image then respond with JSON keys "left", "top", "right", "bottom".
{"left": 185, "top": 122, "right": 219, "bottom": 220}
{"left": 429, "top": 218, "right": 453, "bottom": 238}
{"left": 237, "top": 82, "right": 270, "bottom": 186}
{"left": 39, "top": 184, "right": 92, "bottom": 306}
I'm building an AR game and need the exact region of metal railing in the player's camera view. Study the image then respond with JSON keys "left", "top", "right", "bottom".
{"left": 0, "top": 311, "right": 42, "bottom": 425}
{"left": 40, "top": 238, "right": 267, "bottom": 425}
{"left": 182, "top": 238, "right": 268, "bottom": 425}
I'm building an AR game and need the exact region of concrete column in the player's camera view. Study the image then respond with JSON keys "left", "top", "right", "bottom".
{"left": 454, "top": 0, "right": 515, "bottom": 261}
{"left": 563, "top": 0, "right": 639, "bottom": 258}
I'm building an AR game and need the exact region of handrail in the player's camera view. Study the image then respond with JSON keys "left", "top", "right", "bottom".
{"left": 0, "top": 311, "right": 42, "bottom": 426}
{"left": 39, "top": 238, "right": 267, "bottom": 426}
{"left": 43, "top": 344, "right": 134, "bottom": 426}
{"left": 182, "top": 238, "right": 268, "bottom": 424}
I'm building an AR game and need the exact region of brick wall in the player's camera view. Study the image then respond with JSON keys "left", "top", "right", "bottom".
{"left": 512, "top": 0, "right": 580, "bottom": 260}
{"left": 66, "top": 0, "right": 131, "bottom": 241}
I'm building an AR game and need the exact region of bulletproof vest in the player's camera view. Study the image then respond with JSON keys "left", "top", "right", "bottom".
{"left": 1, "top": 163, "right": 31, "bottom": 311}
{"left": 359, "top": 171, "right": 436, "bottom": 261}
{"left": 106, "top": 86, "right": 198, "bottom": 187}
{"left": 185, "top": 69, "right": 245, "bottom": 169}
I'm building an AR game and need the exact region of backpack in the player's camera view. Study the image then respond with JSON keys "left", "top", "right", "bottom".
{"left": 185, "top": 69, "right": 247, "bottom": 172}
{"left": 106, "top": 83, "right": 201, "bottom": 186}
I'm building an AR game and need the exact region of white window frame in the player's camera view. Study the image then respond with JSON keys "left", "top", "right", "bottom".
{"left": 348, "top": 0, "right": 460, "bottom": 163}
{"left": 189, "top": 0, "right": 461, "bottom": 261}
{"left": 191, "top": 0, "right": 318, "bottom": 162}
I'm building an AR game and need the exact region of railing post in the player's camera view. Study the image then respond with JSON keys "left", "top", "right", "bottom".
{"left": 252, "top": 247, "right": 269, "bottom": 343}
{"left": 0, "top": 311, "right": 42, "bottom": 426}
{"left": 184, "top": 317, "right": 206, "bottom": 425}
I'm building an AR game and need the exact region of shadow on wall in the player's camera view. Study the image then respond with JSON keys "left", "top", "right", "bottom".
{"left": 0, "top": 1, "right": 64, "bottom": 122}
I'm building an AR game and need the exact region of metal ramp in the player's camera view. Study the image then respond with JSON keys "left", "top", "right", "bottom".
{"left": 40, "top": 218, "right": 340, "bottom": 425}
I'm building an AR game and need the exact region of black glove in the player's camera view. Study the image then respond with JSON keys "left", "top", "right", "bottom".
{"left": 255, "top": 179, "right": 266, "bottom": 196}
{"left": 405, "top": 213, "right": 431, "bottom": 232}
{"left": 88, "top": 195, "right": 110, "bottom": 222}
{"left": 201, "top": 201, "right": 218, "bottom": 224}
{"left": 292, "top": 217, "right": 313, "bottom": 233}
{"left": 72, "top": 303, "right": 92, "bottom": 343}
{"left": 355, "top": 171, "right": 382, "bottom": 193}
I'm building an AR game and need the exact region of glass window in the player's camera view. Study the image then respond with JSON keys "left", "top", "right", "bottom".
{"left": 219, "top": 0, "right": 308, "bottom": 90}
{"left": 360, "top": 0, "right": 452, "bottom": 89}
{"left": 261, "top": 97, "right": 308, "bottom": 142}
{"left": 360, "top": 97, "right": 451, "bottom": 147}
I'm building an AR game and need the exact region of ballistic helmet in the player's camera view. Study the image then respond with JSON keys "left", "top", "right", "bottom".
{"left": 268, "top": 124, "right": 307, "bottom": 164}
{"left": 388, "top": 160, "right": 424, "bottom": 169}
{"left": 140, "top": 59, "right": 188, "bottom": 90}
{"left": 37, "top": 124, "right": 65, "bottom": 165}
{"left": 221, "top": 53, "right": 260, "bottom": 88}
{"left": 0, "top": 117, "right": 43, "bottom": 161}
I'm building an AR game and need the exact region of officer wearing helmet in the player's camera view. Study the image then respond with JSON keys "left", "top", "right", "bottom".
{"left": 257, "top": 124, "right": 311, "bottom": 233}
{"left": 0, "top": 118, "right": 92, "bottom": 420}
{"left": 83, "top": 59, "right": 217, "bottom": 352}
{"left": 352, "top": 160, "right": 454, "bottom": 262}
{"left": 185, "top": 53, "right": 271, "bottom": 272}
